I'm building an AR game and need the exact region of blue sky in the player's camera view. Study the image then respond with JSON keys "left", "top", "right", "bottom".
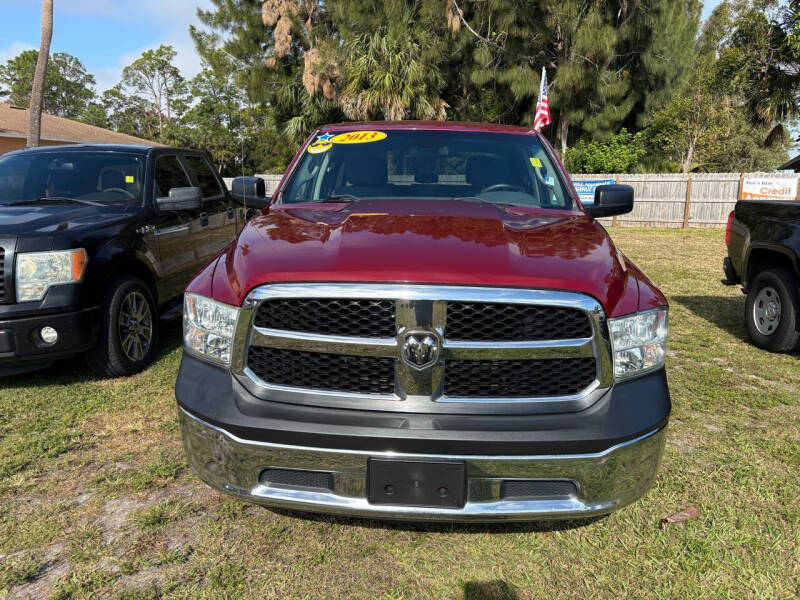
{"left": 0, "top": 0, "right": 723, "bottom": 95}
{"left": 0, "top": 0, "right": 213, "bottom": 92}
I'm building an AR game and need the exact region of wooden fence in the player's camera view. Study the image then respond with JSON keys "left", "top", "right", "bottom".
{"left": 225, "top": 172, "right": 798, "bottom": 228}
{"left": 572, "top": 172, "right": 798, "bottom": 228}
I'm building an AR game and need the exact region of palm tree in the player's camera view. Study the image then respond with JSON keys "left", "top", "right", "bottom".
{"left": 27, "top": 0, "right": 54, "bottom": 148}
{"left": 742, "top": 3, "right": 800, "bottom": 146}
{"left": 339, "top": 11, "right": 448, "bottom": 121}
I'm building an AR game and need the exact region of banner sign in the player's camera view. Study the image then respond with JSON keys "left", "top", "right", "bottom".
{"left": 741, "top": 176, "right": 799, "bottom": 201}
{"left": 574, "top": 179, "right": 616, "bottom": 205}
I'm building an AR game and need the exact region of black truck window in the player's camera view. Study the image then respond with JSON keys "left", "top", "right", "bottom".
{"left": 184, "top": 156, "right": 223, "bottom": 199}
{"left": 154, "top": 155, "right": 191, "bottom": 197}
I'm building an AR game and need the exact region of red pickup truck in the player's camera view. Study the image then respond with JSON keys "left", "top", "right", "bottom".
{"left": 176, "top": 122, "right": 670, "bottom": 521}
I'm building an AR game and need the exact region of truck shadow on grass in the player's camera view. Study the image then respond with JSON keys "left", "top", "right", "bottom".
{"left": 3, "top": 320, "right": 184, "bottom": 388}
{"left": 462, "top": 580, "right": 519, "bottom": 600}
{"left": 671, "top": 294, "right": 748, "bottom": 343}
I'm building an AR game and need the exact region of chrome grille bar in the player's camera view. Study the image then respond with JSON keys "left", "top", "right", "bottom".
{"left": 231, "top": 284, "right": 613, "bottom": 415}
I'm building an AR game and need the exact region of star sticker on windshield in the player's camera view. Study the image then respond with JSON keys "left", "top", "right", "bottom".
{"left": 317, "top": 133, "right": 333, "bottom": 142}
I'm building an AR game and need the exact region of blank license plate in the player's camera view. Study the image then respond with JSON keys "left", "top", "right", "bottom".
{"left": 367, "top": 459, "right": 466, "bottom": 508}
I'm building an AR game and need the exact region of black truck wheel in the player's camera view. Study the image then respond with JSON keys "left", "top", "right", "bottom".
{"left": 745, "top": 268, "right": 800, "bottom": 352}
{"left": 85, "top": 275, "right": 160, "bottom": 377}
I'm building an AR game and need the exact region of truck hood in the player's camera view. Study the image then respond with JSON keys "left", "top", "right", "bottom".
{"left": 0, "top": 204, "right": 133, "bottom": 238}
{"left": 209, "top": 199, "right": 662, "bottom": 317}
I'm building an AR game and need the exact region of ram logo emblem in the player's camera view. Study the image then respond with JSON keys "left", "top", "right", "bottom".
{"left": 401, "top": 331, "right": 440, "bottom": 370}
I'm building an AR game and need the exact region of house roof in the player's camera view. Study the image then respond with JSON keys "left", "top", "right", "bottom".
{"left": 0, "top": 102, "right": 157, "bottom": 146}
{"left": 778, "top": 154, "right": 800, "bottom": 172}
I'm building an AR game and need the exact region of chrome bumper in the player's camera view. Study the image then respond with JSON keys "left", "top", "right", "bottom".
{"left": 179, "top": 408, "right": 666, "bottom": 522}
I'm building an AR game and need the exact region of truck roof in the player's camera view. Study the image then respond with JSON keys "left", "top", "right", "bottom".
{"left": 2, "top": 143, "right": 200, "bottom": 157}
{"left": 318, "top": 120, "right": 538, "bottom": 136}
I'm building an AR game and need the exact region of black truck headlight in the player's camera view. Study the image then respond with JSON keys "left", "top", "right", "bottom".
{"left": 15, "top": 249, "right": 88, "bottom": 302}
{"left": 183, "top": 293, "right": 240, "bottom": 365}
{"left": 609, "top": 308, "right": 668, "bottom": 380}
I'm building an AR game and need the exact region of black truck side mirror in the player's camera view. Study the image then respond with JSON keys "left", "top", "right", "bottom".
{"left": 231, "top": 176, "right": 269, "bottom": 209}
{"left": 583, "top": 184, "right": 634, "bottom": 218}
{"left": 157, "top": 187, "right": 203, "bottom": 212}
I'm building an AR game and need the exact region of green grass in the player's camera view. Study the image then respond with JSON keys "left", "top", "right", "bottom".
{"left": 0, "top": 228, "right": 798, "bottom": 599}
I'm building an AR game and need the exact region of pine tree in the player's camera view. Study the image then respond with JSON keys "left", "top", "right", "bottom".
{"left": 453, "top": 0, "right": 701, "bottom": 155}
{"left": 192, "top": 0, "right": 341, "bottom": 156}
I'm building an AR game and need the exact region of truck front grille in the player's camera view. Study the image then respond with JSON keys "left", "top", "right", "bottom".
{"left": 247, "top": 346, "right": 395, "bottom": 394}
{"left": 445, "top": 302, "right": 592, "bottom": 341}
{"left": 254, "top": 298, "right": 396, "bottom": 337}
{"left": 444, "top": 357, "right": 597, "bottom": 398}
{"left": 236, "top": 284, "right": 611, "bottom": 414}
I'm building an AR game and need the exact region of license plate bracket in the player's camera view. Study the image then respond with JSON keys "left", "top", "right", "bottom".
{"left": 367, "top": 458, "right": 466, "bottom": 508}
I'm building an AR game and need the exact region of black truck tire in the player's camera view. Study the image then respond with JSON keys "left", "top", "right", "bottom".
{"left": 85, "top": 275, "right": 160, "bottom": 377}
{"left": 745, "top": 268, "right": 800, "bottom": 352}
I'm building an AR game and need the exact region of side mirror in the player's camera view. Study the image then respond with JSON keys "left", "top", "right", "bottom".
{"left": 157, "top": 187, "right": 202, "bottom": 212}
{"left": 583, "top": 184, "right": 634, "bottom": 218}
{"left": 231, "top": 176, "right": 269, "bottom": 209}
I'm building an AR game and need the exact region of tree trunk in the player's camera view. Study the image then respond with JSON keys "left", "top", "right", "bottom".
{"left": 27, "top": 0, "right": 53, "bottom": 148}
{"left": 559, "top": 116, "right": 569, "bottom": 159}
{"left": 682, "top": 138, "right": 696, "bottom": 173}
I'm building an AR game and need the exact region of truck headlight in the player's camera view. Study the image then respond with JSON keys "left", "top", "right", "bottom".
{"left": 183, "top": 293, "right": 240, "bottom": 365}
{"left": 16, "top": 249, "right": 88, "bottom": 302}
{"left": 609, "top": 308, "right": 668, "bottom": 380}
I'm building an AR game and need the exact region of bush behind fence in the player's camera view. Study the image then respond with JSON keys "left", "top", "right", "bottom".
{"left": 226, "top": 173, "right": 797, "bottom": 229}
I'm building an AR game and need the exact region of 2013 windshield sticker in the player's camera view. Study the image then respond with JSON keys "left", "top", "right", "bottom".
{"left": 330, "top": 131, "right": 387, "bottom": 144}
{"left": 308, "top": 131, "right": 387, "bottom": 153}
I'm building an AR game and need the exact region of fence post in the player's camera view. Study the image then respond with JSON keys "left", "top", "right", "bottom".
{"left": 683, "top": 176, "right": 693, "bottom": 229}
{"left": 612, "top": 178, "right": 620, "bottom": 227}
{"left": 737, "top": 174, "right": 745, "bottom": 201}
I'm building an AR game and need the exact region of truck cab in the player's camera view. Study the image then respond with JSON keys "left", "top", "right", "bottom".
{"left": 0, "top": 143, "right": 249, "bottom": 376}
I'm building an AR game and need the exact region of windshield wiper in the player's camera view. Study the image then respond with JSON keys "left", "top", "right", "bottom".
{"left": 9, "top": 196, "right": 102, "bottom": 207}
{"left": 322, "top": 194, "right": 361, "bottom": 203}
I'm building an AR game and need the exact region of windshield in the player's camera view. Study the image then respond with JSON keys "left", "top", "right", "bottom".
{"left": 0, "top": 151, "right": 146, "bottom": 207}
{"left": 281, "top": 129, "right": 573, "bottom": 210}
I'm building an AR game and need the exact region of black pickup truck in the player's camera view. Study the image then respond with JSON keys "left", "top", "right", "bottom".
{"left": 724, "top": 199, "right": 800, "bottom": 352}
{"left": 0, "top": 143, "right": 268, "bottom": 377}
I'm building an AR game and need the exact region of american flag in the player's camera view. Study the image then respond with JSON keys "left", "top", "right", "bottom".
{"left": 533, "top": 67, "right": 551, "bottom": 132}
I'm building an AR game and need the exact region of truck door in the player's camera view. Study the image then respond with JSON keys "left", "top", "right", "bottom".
{"left": 181, "top": 154, "right": 238, "bottom": 255}
{"left": 152, "top": 154, "right": 206, "bottom": 302}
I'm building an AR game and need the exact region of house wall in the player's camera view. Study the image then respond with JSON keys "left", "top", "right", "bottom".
{"left": 0, "top": 137, "right": 76, "bottom": 155}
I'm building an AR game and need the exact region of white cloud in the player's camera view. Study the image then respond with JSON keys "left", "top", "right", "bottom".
{"left": 0, "top": 41, "right": 36, "bottom": 65}
{"left": 79, "top": 0, "right": 214, "bottom": 93}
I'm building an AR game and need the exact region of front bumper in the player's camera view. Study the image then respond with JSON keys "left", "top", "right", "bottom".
{"left": 0, "top": 306, "right": 100, "bottom": 375}
{"left": 179, "top": 407, "right": 667, "bottom": 522}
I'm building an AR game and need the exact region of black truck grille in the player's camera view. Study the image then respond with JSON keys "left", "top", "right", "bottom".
{"left": 247, "top": 346, "right": 395, "bottom": 394}
{"left": 253, "top": 298, "right": 396, "bottom": 337}
{"left": 446, "top": 302, "right": 592, "bottom": 341}
{"left": 443, "top": 357, "right": 597, "bottom": 398}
